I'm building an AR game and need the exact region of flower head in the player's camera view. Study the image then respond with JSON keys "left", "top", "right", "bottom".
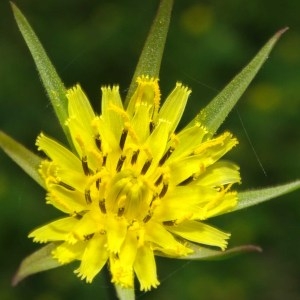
{"left": 30, "top": 76, "right": 240, "bottom": 290}
{"left": 1, "top": 2, "right": 298, "bottom": 300}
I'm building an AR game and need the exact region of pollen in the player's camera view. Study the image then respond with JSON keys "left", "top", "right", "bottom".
{"left": 30, "top": 76, "right": 240, "bottom": 291}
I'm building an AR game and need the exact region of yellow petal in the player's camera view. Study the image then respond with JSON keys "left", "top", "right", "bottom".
{"left": 29, "top": 217, "right": 78, "bottom": 243}
{"left": 167, "top": 125, "right": 207, "bottom": 162}
{"left": 52, "top": 241, "right": 85, "bottom": 264}
{"left": 145, "top": 120, "right": 170, "bottom": 164}
{"left": 195, "top": 161, "right": 241, "bottom": 187}
{"left": 74, "top": 234, "right": 108, "bottom": 283}
{"left": 106, "top": 215, "right": 128, "bottom": 253}
{"left": 134, "top": 245, "right": 159, "bottom": 291}
{"left": 36, "top": 133, "right": 81, "bottom": 171}
{"left": 71, "top": 212, "right": 102, "bottom": 241}
{"left": 193, "top": 191, "right": 238, "bottom": 219}
{"left": 127, "top": 76, "right": 160, "bottom": 119}
{"left": 168, "top": 155, "right": 205, "bottom": 186}
{"left": 67, "top": 84, "right": 95, "bottom": 133}
{"left": 193, "top": 132, "right": 238, "bottom": 166}
{"left": 110, "top": 230, "right": 138, "bottom": 288}
{"left": 130, "top": 102, "right": 152, "bottom": 143}
{"left": 154, "top": 186, "right": 215, "bottom": 221}
{"left": 45, "top": 184, "right": 86, "bottom": 214}
{"left": 168, "top": 220, "right": 230, "bottom": 250}
{"left": 157, "top": 82, "right": 191, "bottom": 134}
{"left": 145, "top": 222, "right": 191, "bottom": 256}
{"left": 66, "top": 85, "right": 97, "bottom": 158}
{"left": 101, "top": 86, "right": 124, "bottom": 141}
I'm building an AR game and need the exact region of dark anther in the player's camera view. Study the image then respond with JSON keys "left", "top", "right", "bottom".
{"left": 154, "top": 174, "right": 163, "bottom": 186}
{"left": 141, "top": 159, "right": 152, "bottom": 175}
{"left": 95, "top": 134, "right": 102, "bottom": 151}
{"left": 131, "top": 150, "right": 140, "bottom": 165}
{"left": 118, "top": 207, "right": 125, "bottom": 217}
{"left": 74, "top": 210, "right": 89, "bottom": 220}
{"left": 84, "top": 233, "right": 94, "bottom": 240}
{"left": 82, "top": 156, "right": 90, "bottom": 176}
{"left": 58, "top": 181, "right": 75, "bottom": 191}
{"left": 116, "top": 155, "right": 126, "bottom": 172}
{"left": 149, "top": 121, "right": 155, "bottom": 133}
{"left": 163, "top": 220, "right": 176, "bottom": 226}
{"left": 159, "top": 147, "right": 174, "bottom": 166}
{"left": 159, "top": 183, "right": 168, "bottom": 198}
{"left": 99, "top": 199, "right": 106, "bottom": 214}
{"left": 143, "top": 213, "right": 152, "bottom": 223}
{"left": 178, "top": 175, "right": 194, "bottom": 186}
{"left": 85, "top": 189, "right": 92, "bottom": 204}
{"left": 150, "top": 195, "right": 157, "bottom": 207}
{"left": 102, "top": 155, "right": 107, "bottom": 167}
{"left": 96, "top": 178, "right": 101, "bottom": 190}
{"left": 74, "top": 212, "right": 83, "bottom": 220}
{"left": 119, "top": 129, "right": 128, "bottom": 150}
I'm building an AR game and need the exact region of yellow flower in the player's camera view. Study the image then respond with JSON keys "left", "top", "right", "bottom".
{"left": 4, "top": 4, "right": 296, "bottom": 300}
{"left": 29, "top": 76, "right": 240, "bottom": 291}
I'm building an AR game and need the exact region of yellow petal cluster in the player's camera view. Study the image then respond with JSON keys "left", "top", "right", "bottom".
{"left": 30, "top": 76, "right": 240, "bottom": 291}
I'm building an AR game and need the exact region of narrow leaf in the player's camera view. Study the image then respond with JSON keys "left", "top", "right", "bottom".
{"left": 11, "top": 3, "right": 71, "bottom": 142}
{"left": 184, "top": 244, "right": 262, "bottom": 260}
{"left": 234, "top": 180, "right": 300, "bottom": 212}
{"left": 188, "top": 27, "right": 289, "bottom": 135}
{"left": 125, "top": 0, "right": 173, "bottom": 106}
{"left": 12, "top": 243, "right": 61, "bottom": 286}
{"left": 115, "top": 284, "right": 135, "bottom": 300}
{"left": 0, "top": 131, "right": 44, "bottom": 188}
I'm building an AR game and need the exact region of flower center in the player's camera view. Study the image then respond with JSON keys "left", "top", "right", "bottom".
{"left": 106, "top": 169, "right": 151, "bottom": 220}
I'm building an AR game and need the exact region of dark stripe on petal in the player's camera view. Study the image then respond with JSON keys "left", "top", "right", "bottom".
{"left": 141, "top": 159, "right": 152, "bottom": 175}
{"left": 119, "top": 129, "right": 128, "bottom": 150}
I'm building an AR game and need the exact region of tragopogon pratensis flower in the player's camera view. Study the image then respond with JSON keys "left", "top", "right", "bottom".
{"left": 30, "top": 76, "right": 240, "bottom": 290}
{"left": 1, "top": 1, "right": 299, "bottom": 299}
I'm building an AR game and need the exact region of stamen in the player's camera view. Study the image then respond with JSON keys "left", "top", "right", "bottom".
{"left": 82, "top": 156, "right": 90, "bottom": 176}
{"left": 57, "top": 181, "right": 75, "bottom": 191}
{"left": 84, "top": 233, "right": 94, "bottom": 240}
{"left": 74, "top": 210, "right": 89, "bottom": 220}
{"left": 131, "top": 150, "right": 140, "bottom": 165}
{"left": 99, "top": 199, "right": 106, "bottom": 214}
{"left": 159, "top": 183, "right": 168, "bottom": 198}
{"left": 102, "top": 155, "right": 107, "bottom": 167}
{"left": 163, "top": 220, "right": 176, "bottom": 226}
{"left": 143, "top": 212, "right": 152, "bottom": 223}
{"left": 178, "top": 175, "right": 194, "bottom": 186}
{"left": 159, "top": 147, "right": 174, "bottom": 166}
{"left": 96, "top": 178, "right": 101, "bottom": 190}
{"left": 119, "top": 129, "right": 128, "bottom": 150}
{"left": 141, "top": 159, "right": 152, "bottom": 175}
{"left": 149, "top": 121, "right": 155, "bottom": 133}
{"left": 118, "top": 207, "right": 125, "bottom": 217}
{"left": 85, "top": 189, "right": 92, "bottom": 204}
{"left": 95, "top": 134, "right": 102, "bottom": 151}
{"left": 154, "top": 174, "right": 163, "bottom": 186}
{"left": 116, "top": 155, "right": 126, "bottom": 172}
{"left": 150, "top": 195, "right": 158, "bottom": 207}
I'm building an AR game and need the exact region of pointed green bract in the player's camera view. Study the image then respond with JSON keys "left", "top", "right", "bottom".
{"left": 187, "top": 28, "right": 289, "bottom": 136}
{"left": 11, "top": 3, "right": 71, "bottom": 143}
{"left": 234, "top": 180, "right": 300, "bottom": 212}
{"left": 0, "top": 131, "right": 44, "bottom": 187}
{"left": 157, "top": 242, "right": 262, "bottom": 260}
{"left": 115, "top": 285, "right": 135, "bottom": 300}
{"left": 125, "top": 0, "right": 173, "bottom": 106}
{"left": 12, "top": 243, "right": 61, "bottom": 286}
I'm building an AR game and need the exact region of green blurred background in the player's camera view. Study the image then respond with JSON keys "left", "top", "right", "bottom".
{"left": 1, "top": 0, "right": 300, "bottom": 299}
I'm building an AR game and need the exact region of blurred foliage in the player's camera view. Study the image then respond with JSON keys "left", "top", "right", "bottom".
{"left": 0, "top": 0, "right": 299, "bottom": 299}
